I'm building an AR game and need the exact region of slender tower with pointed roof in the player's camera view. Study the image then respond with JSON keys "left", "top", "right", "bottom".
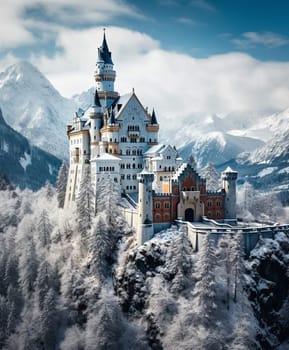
{"left": 94, "top": 29, "right": 119, "bottom": 107}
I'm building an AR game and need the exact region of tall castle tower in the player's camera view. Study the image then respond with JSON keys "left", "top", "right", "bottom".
{"left": 222, "top": 166, "right": 238, "bottom": 221}
{"left": 94, "top": 30, "right": 119, "bottom": 107}
{"left": 137, "top": 169, "right": 154, "bottom": 245}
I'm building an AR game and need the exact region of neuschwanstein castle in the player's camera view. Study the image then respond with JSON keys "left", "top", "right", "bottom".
{"left": 64, "top": 31, "right": 238, "bottom": 245}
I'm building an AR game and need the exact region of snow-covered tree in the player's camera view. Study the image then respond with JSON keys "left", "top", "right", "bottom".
{"left": 37, "top": 210, "right": 52, "bottom": 250}
{"left": 76, "top": 164, "right": 94, "bottom": 238}
{"left": 95, "top": 176, "right": 121, "bottom": 223}
{"left": 56, "top": 161, "right": 68, "bottom": 208}
{"left": 202, "top": 162, "right": 220, "bottom": 191}
{"left": 85, "top": 296, "right": 125, "bottom": 350}
{"left": 89, "top": 213, "right": 114, "bottom": 281}
{"left": 165, "top": 229, "right": 193, "bottom": 294}
{"left": 60, "top": 325, "right": 85, "bottom": 350}
{"left": 0, "top": 296, "right": 8, "bottom": 348}
{"left": 188, "top": 154, "right": 197, "bottom": 169}
{"left": 38, "top": 288, "right": 59, "bottom": 350}
{"left": 35, "top": 260, "right": 59, "bottom": 309}
{"left": 193, "top": 233, "right": 217, "bottom": 326}
{"left": 18, "top": 238, "right": 38, "bottom": 299}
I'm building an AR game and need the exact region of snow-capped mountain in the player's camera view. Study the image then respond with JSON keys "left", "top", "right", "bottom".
{"left": 244, "top": 108, "right": 289, "bottom": 164}
{"left": 0, "top": 107, "right": 61, "bottom": 189}
{"left": 0, "top": 61, "right": 77, "bottom": 159}
{"left": 163, "top": 112, "right": 265, "bottom": 168}
{"left": 72, "top": 86, "right": 94, "bottom": 111}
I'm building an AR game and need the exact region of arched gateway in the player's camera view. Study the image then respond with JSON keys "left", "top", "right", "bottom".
{"left": 185, "top": 208, "right": 194, "bottom": 222}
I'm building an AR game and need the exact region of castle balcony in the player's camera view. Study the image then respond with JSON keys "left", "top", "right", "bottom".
{"left": 146, "top": 124, "right": 159, "bottom": 132}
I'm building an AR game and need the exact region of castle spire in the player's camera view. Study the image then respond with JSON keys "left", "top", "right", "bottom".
{"left": 93, "top": 88, "right": 101, "bottom": 107}
{"left": 94, "top": 29, "right": 119, "bottom": 107}
{"left": 151, "top": 109, "right": 158, "bottom": 125}
{"left": 98, "top": 28, "right": 113, "bottom": 65}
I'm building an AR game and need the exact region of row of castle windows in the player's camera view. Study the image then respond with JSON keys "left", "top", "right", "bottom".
{"left": 155, "top": 213, "right": 170, "bottom": 221}
{"left": 122, "top": 149, "right": 143, "bottom": 156}
{"left": 182, "top": 186, "right": 195, "bottom": 191}
{"left": 99, "top": 166, "right": 115, "bottom": 172}
{"left": 207, "top": 200, "right": 222, "bottom": 207}
{"left": 120, "top": 136, "right": 146, "bottom": 143}
{"left": 155, "top": 201, "right": 170, "bottom": 209}
{"left": 126, "top": 185, "right": 137, "bottom": 191}
{"left": 159, "top": 166, "right": 175, "bottom": 172}
{"left": 121, "top": 174, "right": 138, "bottom": 180}
{"left": 120, "top": 163, "right": 143, "bottom": 169}
{"left": 128, "top": 125, "right": 140, "bottom": 131}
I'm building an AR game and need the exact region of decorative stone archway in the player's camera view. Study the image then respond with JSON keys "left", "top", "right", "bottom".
{"left": 177, "top": 190, "right": 204, "bottom": 222}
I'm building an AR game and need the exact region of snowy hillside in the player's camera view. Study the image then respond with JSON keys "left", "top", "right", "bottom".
{"left": 0, "top": 62, "right": 77, "bottom": 159}
{"left": 1, "top": 180, "right": 289, "bottom": 349}
{"left": 0, "top": 108, "right": 61, "bottom": 189}
{"left": 246, "top": 109, "right": 289, "bottom": 164}
{"left": 72, "top": 87, "right": 94, "bottom": 111}
{"left": 178, "top": 131, "right": 264, "bottom": 168}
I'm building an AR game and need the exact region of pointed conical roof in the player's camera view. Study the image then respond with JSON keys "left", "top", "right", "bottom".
{"left": 151, "top": 109, "right": 158, "bottom": 124}
{"left": 94, "top": 89, "right": 101, "bottom": 107}
{"left": 98, "top": 30, "right": 113, "bottom": 65}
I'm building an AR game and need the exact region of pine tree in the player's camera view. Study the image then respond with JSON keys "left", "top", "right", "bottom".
{"left": 85, "top": 295, "right": 125, "bottom": 350}
{"left": 56, "top": 161, "right": 68, "bottom": 208}
{"left": 6, "top": 285, "right": 22, "bottom": 336}
{"left": 39, "top": 288, "right": 59, "bottom": 350}
{"left": 202, "top": 162, "right": 220, "bottom": 191}
{"left": 35, "top": 260, "right": 58, "bottom": 309}
{"left": 76, "top": 164, "right": 94, "bottom": 238}
{"left": 37, "top": 210, "right": 52, "bottom": 249}
{"left": 18, "top": 238, "right": 38, "bottom": 299}
{"left": 0, "top": 296, "right": 8, "bottom": 348}
{"left": 165, "top": 229, "right": 193, "bottom": 294}
{"left": 89, "top": 213, "right": 112, "bottom": 281}
{"left": 193, "top": 233, "right": 217, "bottom": 326}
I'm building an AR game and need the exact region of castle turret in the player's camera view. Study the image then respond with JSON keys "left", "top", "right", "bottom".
{"left": 222, "top": 166, "right": 238, "bottom": 221}
{"left": 89, "top": 89, "right": 103, "bottom": 158}
{"left": 94, "top": 29, "right": 119, "bottom": 107}
{"left": 137, "top": 169, "right": 154, "bottom": 245}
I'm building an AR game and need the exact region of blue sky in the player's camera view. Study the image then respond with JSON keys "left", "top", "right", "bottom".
{"left": 1, "top": 0, "right": 289, "bottom": 120}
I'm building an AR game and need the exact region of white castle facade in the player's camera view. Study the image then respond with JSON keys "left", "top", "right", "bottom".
{"left": 64, "top": 32, "right": 238, "bottom": 245}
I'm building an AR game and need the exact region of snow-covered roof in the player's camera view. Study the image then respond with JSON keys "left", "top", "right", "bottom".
{"left": 91, "top": 153, "right": 121, "bottom": 162}
{"left": 223, "top": 166, "right": 237, "bottom": 173}
{"left": 144, "top": 144, "right": 166, "bottom": 156}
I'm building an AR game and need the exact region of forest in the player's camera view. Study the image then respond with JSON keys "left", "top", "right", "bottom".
{"left": 0, "top": 164, "right": 289, "bottom": 349}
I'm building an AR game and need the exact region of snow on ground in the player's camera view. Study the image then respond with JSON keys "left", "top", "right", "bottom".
{"left": 19, "top": 152, "right": 32, "bottom": 171}
{"left": 257, "top": 167, "right": 277, "bottom": 178}
{"left": 151, "top": 225, "right": 181, "bottom": 242}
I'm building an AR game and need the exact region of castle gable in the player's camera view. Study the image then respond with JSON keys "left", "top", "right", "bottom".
{"left": 115, "top": 92, "right": 150, "bottom": 125}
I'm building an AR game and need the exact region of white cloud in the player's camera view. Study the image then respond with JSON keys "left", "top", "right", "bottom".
{"left": 0, "top": 0, "right": 143, "bottom": 50}
{"left": 2, "top": 26, "right": 289, "bottom": 132}
{"left": 176, "top": 17, "right": 200, "bottom": 26}
{"left": 190, "top": 0, "right": 215, "bottom": 12}
{"left": 232, "top": 32, "right": 289, "bottom": 49}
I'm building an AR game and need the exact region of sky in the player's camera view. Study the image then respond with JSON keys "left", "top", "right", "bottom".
{"left": 1, "top": 0, "right": 289, "bottom": 123}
